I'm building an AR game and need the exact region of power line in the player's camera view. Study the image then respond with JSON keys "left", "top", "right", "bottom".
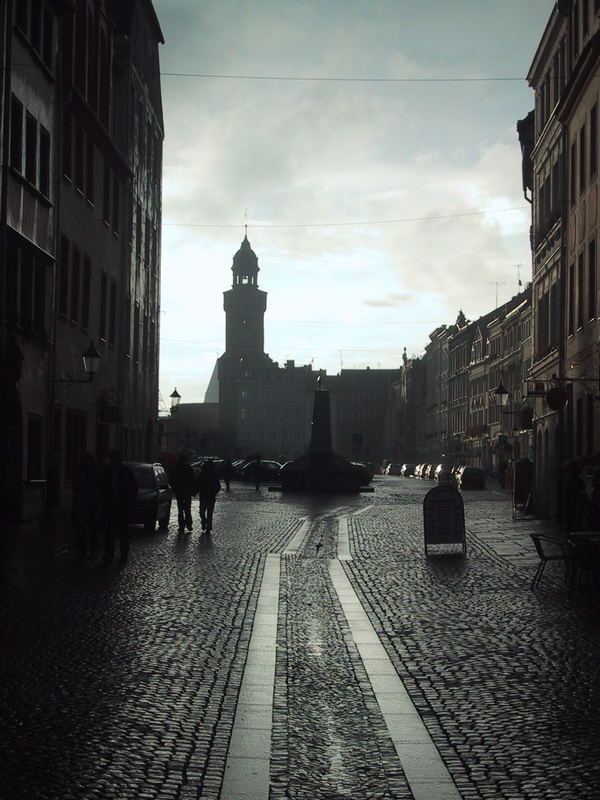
{"left": 162, "top": 206, "right": 529, "bottom": 230}
{"left": 160, "top": 70, "right": 527, "bottom": 83}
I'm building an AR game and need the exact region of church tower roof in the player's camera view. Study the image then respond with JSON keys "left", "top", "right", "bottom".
{"left": 232, "top": 234, "right": 259, "bottom": 286}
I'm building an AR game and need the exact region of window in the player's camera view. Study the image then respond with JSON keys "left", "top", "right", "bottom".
{"left": 74, "top": 124, "right": 84, "bottom": 191}
{"left": 42, "top": 7, "right": 54, "bottom": 67}
{"left": 591, "top": 103, "right": 597, "bottom": 178}
{"left": 108, "top": 279, "right": 116, "bottom": 345}
{"left": 588, "top": 394, "right": 595, "bottom": 454}
{"left": 20, "top": 250, "right": 33, "bottom": 329}
{"left": 112, "top": 177, "right": 120, "bottom": 233}
{"left": 10, "top": 95, "right": 23, "bottom": 171}
{"left": 102, "top": 164, "right": 110, "bottom": 222}
{"left": 15, "top": 2, "right": 28, "bottom": 33}
{"left": 39, "top": 126, "right": 50, "bottom": 197}
{"left": 33, "top": 259, "right": 45, "bottom": 331}
{"left": 25, "top": 112, "right": 37, "bottom": 184}
{"left": 74, "top": 0, "right": 87, "bottom": 93}
{"left": 81, "top": 256, "right": 91, "bottom": 331}
{"left": 571, "top": 141, "right": 577, "bottom": 205}
{"left": 99, "top": 271, "right": 107, "bottom": 340}
{"left": 133, "top": 303, "right": 140, "bottom": 361}
{"left": 62, "top": 110, "right": 71, "bottom": 179}
{"left": 580, "top": 123, "right": 586, "bottom": 194}
{"left": 136, "top": 202, "right": 142, "bottom": 258}
{"left": 578, "top": 251, "right": 585, "bottom": 327}
{"left": 6, "top": 244, "right": 18, "bottom": 325}
{"left": 59, "top": 235, "right": 69, "bottom": 317}
{"left": 70, "top": 247, "right": 80, "bottom": 323}
{"left": 589, "top": 239, "right": 597, "bottom": 319}
{"left": 568, "top": 261, "right": 575, "bottom": 334}
{"left": 86, "top": 139, "right": 94, "bottom": 203}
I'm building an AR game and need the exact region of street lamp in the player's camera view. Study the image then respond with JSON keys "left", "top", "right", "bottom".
{"left": 81, "top": 340, "right": 102, "bottom": 381}
{"left": 493, "top": 380, "right": 509, "bottom": 407}
{"left": 170, "top": 387, "right": 181, "bottom": 413}
{"left": 51, "top": 340, "right": 102, "bottom": 384}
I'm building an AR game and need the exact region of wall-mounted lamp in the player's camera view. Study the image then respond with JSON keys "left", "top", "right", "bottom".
{"left": 170, "top": 387, "right": 181, "bottom": 413}
{"left": 493, "top": 380, "right": 509, "bottom": 407}
{"left": 51, "top": 340, "right": 102, "bottom": 384}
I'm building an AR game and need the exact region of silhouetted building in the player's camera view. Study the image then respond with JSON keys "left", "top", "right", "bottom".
{"left": 213, "top": 236, "right": 400, "bottom": 465}
{"left": 0, "top": 0, "right": 164, "bottom": 520}
{"left": 523, "top": 2, "right": 600, "bottom": 516}
{"left": 216, "top": 236, "right": 318, "bottom": 461}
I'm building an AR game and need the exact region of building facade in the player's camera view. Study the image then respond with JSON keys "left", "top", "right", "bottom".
{"left": 0, "top": 0, "right": 163, "bottom": 520}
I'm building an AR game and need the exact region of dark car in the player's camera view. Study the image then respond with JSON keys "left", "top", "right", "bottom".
{"left": 385, "top": 463, "right": 403, "bottom": 475}
{"left": 400, "top": 463, "right": 416, "bottom": 477}
{"left": 125, "top": 461, "right": 172, "bottom": 531}
{"left": 351, "top": 462, "right": 374, "bottom": 483}
{"left": 241, "top": 459, "right": 283, "bottom": 482}
{"left": 422, "top": 464, "right": 435, "bottom": 480}
{"left": 457, "top": 466, "right": 486, "bottom": 490}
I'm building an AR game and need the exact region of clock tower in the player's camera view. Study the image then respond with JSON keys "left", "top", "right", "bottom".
{"left": 223, "top": 235, "right": 267, "bottom": 358}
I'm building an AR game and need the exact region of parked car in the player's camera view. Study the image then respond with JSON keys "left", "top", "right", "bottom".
{"left": 125, "top": 462, "right": 172, "bottom": 531}
{"left": 400, "top": 463, "right": 416, "bottom": 477}
{"left": 241, "top": 459, "right": 283, "bottom": 482}
{"left": 385, "top": 463, "right": 403, "bottom": 475}
{"left": 456, "top": 465, "right": 486, "bottom": 490}
{"left": 434, "top": 464, "right": 455, "bottom": 483}
{"left": 351, "top": 462, "right": 374, "bottom": 483}
{"left": 414, "top": 464, "right": 424, "bottom": 478}
{"left": 422, "top": 464, "right": 435, "bottom": 480}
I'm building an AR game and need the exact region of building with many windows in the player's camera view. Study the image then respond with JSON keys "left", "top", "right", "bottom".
{"left": 0, "top": 0, "right": 163, "bottom": 520}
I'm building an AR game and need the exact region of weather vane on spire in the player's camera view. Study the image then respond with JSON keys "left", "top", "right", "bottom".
{"left": 244, "top": 207, "right": 248, "bottom": 237}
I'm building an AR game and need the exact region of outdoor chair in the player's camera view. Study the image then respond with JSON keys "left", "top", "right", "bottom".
{"left": 529, "top": 533, "right": 572, "bottom": 590}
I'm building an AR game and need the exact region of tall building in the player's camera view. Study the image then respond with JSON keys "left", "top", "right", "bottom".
{"left": 214, "top": 236, "right": 400, "bottom": 465}
{"left": 524, "top": 1, "right": 600, "bottom": 515}
{"left": 217, "top": 236, "right": 317, "bottom": 461}
{"left": 0, "top": 0, "right": 164, "bottom": 521}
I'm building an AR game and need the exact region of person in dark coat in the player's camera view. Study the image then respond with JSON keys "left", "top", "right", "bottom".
{"left": 222, "top": 458, "right": 234, "bottom": 491}
{"left": 196, "top": 460, "right": 221, "bottom": 534}
{"left": 170, "top": 454, "right": 196, "bottom": 532}
{"left": 99, "top": 449, "right": 138, "bottom": 563}
{"left": 72, "top": 452, "right": 100, "bottom": 554}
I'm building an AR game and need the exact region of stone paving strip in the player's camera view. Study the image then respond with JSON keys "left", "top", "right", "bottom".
{"left": 328, "top": 558, "right": 462, "bottom": 800}
{"left": 221, "top": 554, "right": 280, "bottom": 800}
{"left": 282, "top": 519, "right": 311, "bottom": 556}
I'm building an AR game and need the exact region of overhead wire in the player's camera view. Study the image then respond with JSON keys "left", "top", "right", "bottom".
{"left": 162, "top": 206, "right": 530, "bottom": 230}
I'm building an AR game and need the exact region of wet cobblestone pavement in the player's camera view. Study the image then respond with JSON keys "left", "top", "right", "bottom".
{"left": 1, "top": 477, "right": 599, "bottom": 798}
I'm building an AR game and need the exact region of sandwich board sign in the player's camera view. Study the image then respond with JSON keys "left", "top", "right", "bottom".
{"left": 423, "top": 485, "right": 466, "bottom": 557}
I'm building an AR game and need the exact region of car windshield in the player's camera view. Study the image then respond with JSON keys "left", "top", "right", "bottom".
{"left": 129, "top": 466, "right": 155, "bottom": 489}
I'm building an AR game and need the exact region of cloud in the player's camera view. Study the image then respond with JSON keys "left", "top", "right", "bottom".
{"left": 154, "top": 0, "right": 554, "bottom": 402}
{"left": 364, "top": 293, "right": 412, "bottom": 307}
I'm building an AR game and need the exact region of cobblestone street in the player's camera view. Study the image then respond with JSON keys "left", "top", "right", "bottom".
{"left": 1, "top": 476, "right": 599, "bottom": 799}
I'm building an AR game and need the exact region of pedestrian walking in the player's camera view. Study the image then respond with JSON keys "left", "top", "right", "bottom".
{"left": 72, "top": 453, "right": 100, "bottom": 554}
{"left": 99, "top": 449, "right": 138, "bottom": 563}
{"left": 170, "top": 454, "right": 196, "bottom": 531}
{"left": 197, "top": 460, "right": 221, "bottom": 534}
{"left": 222, "top": 458, "right": 233, "bottom": 491}
{"left": 249, "top": 456, "right": 262, "bottom": 490}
